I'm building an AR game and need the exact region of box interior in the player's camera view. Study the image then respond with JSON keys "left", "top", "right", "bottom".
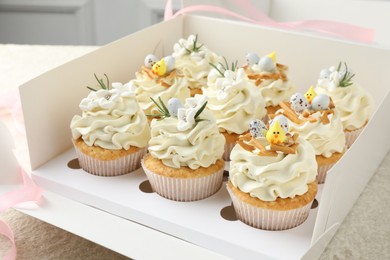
{"left": 20, "top": 15, "right": 390, "bottom": 259}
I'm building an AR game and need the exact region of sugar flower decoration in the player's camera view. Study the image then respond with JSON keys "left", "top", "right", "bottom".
{"left": 318, "top": 62, "right": 355, "bottom": 91}
{"left": 147, "top": 95, "right": 208, "bottom": 131}
{"left": 80, "top": 74, "right": 136, "bottom": 111}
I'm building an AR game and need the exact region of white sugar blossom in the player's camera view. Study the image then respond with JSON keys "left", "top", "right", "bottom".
{"left": 111, "top": 81, "right": 136, "bottom": 97}
{"left": 79, "top": 89, "right": 115, "bottom": 111}
{"left": 216, "top": 68, "right": 246, "bottom": 101}
{"left": 186, "top": 94, "right": 208, "bottom": 111}
{"left": 79, "top": 81, "right": 136, "bottom": 111}
{"left": 318, "top": 66, "right": 343, "bottom": 91}
{"left": 177, "top": 107, "right": 197, "bottom": 131}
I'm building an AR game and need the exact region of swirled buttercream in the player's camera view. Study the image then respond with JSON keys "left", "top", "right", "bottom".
{"left": 245, "top": 64, "right": 295, "bottom": 107}
{"left": 316, "top": 83, "right": 374, "bottom": 131}
{"left": 172, "top": 35, "right": 222, "bottom": 90}
{"left": 131, "top": 69, "right": 190, "bottom": 115}
{"left": 202, "top": 68, "right": 266, "bottom": 134}
{"left": 288, "top": 111, "right": 345, "bottom": 158}
{"left": 229, "top": 137, "right": 317, "bottom": 202}
{"left": 70, "top": 82, "right": 150, "bottom": 150}
{"left": 148, "top": 109, "right": 225, "bottom": 169}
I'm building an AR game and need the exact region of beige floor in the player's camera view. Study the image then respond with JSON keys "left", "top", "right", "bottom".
{"left": 1, "top": 44, "right": 390, "bottom": 259}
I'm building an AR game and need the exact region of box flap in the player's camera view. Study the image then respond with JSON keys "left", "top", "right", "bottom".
{"left": 19, "top": 17, "right": 184, "bottom": 170}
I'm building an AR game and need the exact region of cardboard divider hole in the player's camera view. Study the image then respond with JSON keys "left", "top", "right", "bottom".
{"left": 67, "top": 158, "right": 81, "bottom": 169}
{"left": 220, "top": 203, "right": 238, "bottom": 221}
{"left": 139, "top": 180, "right": 154, "bottom": 193}
{"left": 223, "top": 170, "right": 229, "bottom": 182}
{"left": 311, "top": 198, "right": 319, "bottom": 209}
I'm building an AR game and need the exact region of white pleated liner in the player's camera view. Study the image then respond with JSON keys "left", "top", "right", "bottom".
{"left": 223, "top": 142, "right": 236, "bottom": 161}
{"left": 75, "top": 146, "right": 147, "bottom": 177}
{"left": 142, "top": 160, "right": 224, "bottom": 202}
{"left": 345, "top": 127, "right": 364, "bottom": 148}
{"left": 317, "top": 162, "right": 335, "bottom": 184}
{"left": 227, "top": 185, "right": 313, "bottom": 230}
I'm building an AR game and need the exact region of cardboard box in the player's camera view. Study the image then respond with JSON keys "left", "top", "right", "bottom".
{"left": 20, "top": 15, "right": 390, "bottom": 259}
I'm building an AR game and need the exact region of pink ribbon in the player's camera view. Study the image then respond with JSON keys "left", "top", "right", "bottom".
{"left": 164, "top": 0, "right": 375, "bottom": 43}
{"left": 0, "top": 90, "right": 42, "bottom": 260}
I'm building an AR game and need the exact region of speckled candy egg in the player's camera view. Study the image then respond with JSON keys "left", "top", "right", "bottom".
{"left": 258, "top": 56, "right": 276, "bottom": 72}
{"left": 144, "top": 54, "right": 158, "bottom": 68}
{"left": 311, "top": 94, "right": 330, "bottom": 111}
{"left": 249, "top": 119, "right": 267, "bottom": 138}
{"left": 290, "top": 93, "right": 309, "bottom": 113}
{"left": 164, "top": 56, "right": 176, "bottom": 73}
{"left": 246, "top": 52, "right": 260, "bottom": 66}
{"left": 167, "top": 98, "right": 183, "bottom": 117}
{"left": 270, "top": 115, "right": 289, "bottom": 133}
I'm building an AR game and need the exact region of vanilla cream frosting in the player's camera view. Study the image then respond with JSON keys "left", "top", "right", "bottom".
{"left": 229, "top": 137, "right": 317, "bottom": 202}
{"left": 148, "top": 109, "right": 225, "bottom": 169}
{"left": 131, "top": 70, "right": 190, "bottom": 115}
{"left": 202, "top": 68, "right": 266, "bottom": 134}
{"left": 246, "top": 64, "right": 295, "bottom": 107}
{"left": 70, "top": 82, "right": 150, "bottom": 150}
{"left": 316, "top": 83, "right": 374, "bottom": 131}
{"left": 172, "top": 35, "right": 222, "bottom": 90}
{"left": 288, "top": 111, "right": 346, "bottom": 158}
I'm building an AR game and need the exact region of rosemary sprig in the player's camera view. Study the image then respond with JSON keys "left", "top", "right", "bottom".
{"left": 147, "top": 97, "right": 171, "bottom": 120}
{"left": 194, "top": 101, "right": 208, "bottom": 122}
{"left": 86, "top": 73, "right": 111, "bottom": 99}
{"left": 209, "top": 57, "right": 239, "bottom": 77}
{"left": 146, "top": 97, "right": 208, "bottom": 123}
{"left": 337, "top": 62, "right": 355, "bottom": 87}
{"left": 181, "top": 34, "right": 204, "bottom": 54}
{"left": 86, "top": 73, "right": 110, "bottom": 92}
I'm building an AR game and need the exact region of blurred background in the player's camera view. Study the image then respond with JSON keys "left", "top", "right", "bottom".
{"left": 0, "top": 0, "right": 269, "bottom": 46}
{"left": 0, "top": 0, "right": 388, "bottom": 46}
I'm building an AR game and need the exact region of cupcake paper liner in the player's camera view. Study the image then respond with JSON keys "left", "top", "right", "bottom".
{"left": 345, "top": 127, "right": 364, "bottom": 148}
{"left": 74, "top": 145, "right": 147, "bottom": 177}
{"left": 317, "top": 163, "right": 335, "bottom": 184}
{"left": 227, "top": 184, "right": 313, "bottom": 230}
{"left": 141, "top": 160, "right": 224, "bottom": 202}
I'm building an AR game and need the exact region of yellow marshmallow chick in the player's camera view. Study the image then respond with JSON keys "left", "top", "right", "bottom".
{"left": 267, "top": 51, "right": 276, "bottom": 63}
{"left": 305, "top": 86, "right": 317, "bottom": 105}
{"left": 152, "top": 58, "right": 167, "bottom": 76}
{"left": 266, "top": 120, "right": 286, "bottom": 145}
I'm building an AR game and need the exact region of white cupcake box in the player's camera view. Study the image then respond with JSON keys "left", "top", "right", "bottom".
{"left": 19, "top": 15, "right": 390, "bottom": 260}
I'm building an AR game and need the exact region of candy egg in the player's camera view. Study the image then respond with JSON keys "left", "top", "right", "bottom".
{"left": 258, "top": 56, "right": 276, "bottom": 72}
{"left": 249, "top": 119, "right": 267, "bottom": 138}
{"left": 167, "top": 98, "right": 183, "bottom": 117}
{"left": 246, "top": 52, "right": 260, "bottom": 66}
{"left": 164, "top": 56, "right": 176, "bottom": 73}
{"left": 290, "top": 92, "right": 309, "bottom": 113}
{"left": 270, "top": 115, "right": 289, "bottom": 133}
{"left": 144, "top": 54, "right": 158, "bottom": 68}
{"left": 311, "top": 94, "right": 330, "bottom": 111}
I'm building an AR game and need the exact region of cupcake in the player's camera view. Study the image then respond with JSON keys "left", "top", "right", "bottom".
{"left": 172, "top": 34, "right": 222, "bottom": 96}
{"left": 227, "top": 117, "right": 318, "bottom": 230}
{"left": 278, "top": 89, "right": 346, "bottom": 183}
{"left": 202, "top": 60, "right": 266, "bottom": 160}
{"left": 315, "top": 62, "right": 374, "bottom": 147}
{"left": 243, "top": 52, "right": 295, "bottom": 115}
{"left": 130, "top": 54, "right": 190, "bottom": 115}
{"left": 70, "top": 74, "right": 150, "bottom": 176}
{"left": 142, "top": 95, "right": 226, "bottom": 201}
